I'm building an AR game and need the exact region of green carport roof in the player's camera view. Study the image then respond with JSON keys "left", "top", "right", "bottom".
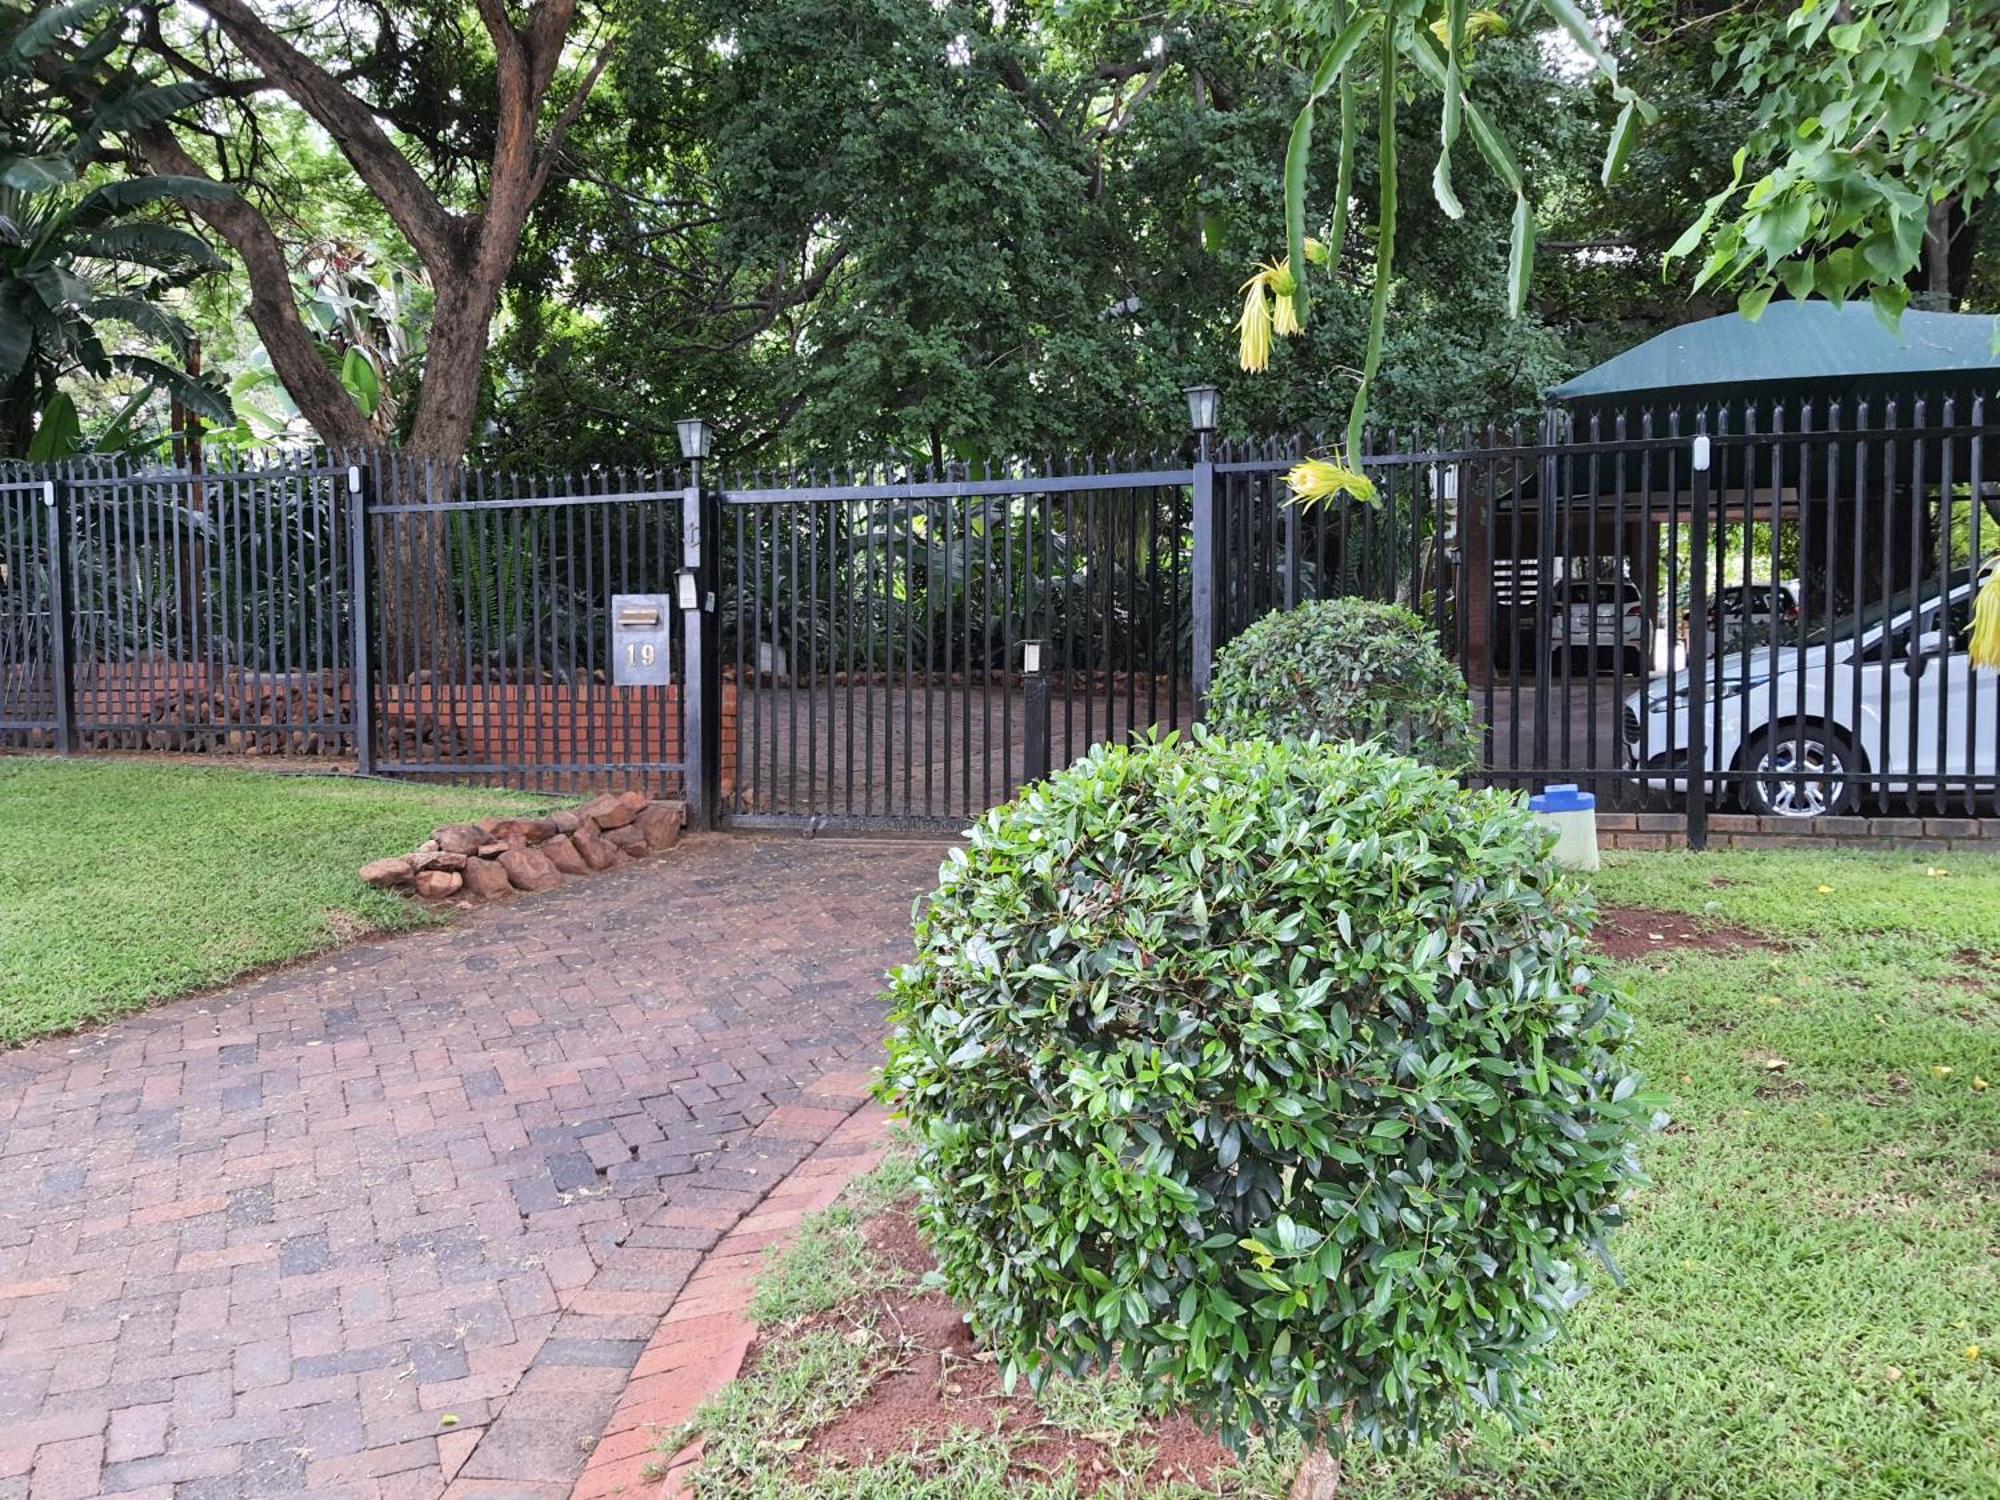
{"left": 1552, "top": 299, "right": 2000, "bottom": 402}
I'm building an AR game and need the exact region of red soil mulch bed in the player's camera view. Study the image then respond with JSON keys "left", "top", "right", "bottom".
{"left": 1591, "top": 905, "right": 1779, "bottom": 961}
{"left": 759, "top": 1208, "right": 1242, "bottom": 1494}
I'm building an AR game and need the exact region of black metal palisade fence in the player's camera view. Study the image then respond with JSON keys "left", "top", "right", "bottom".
{"left": 2, "top": 394, "right": 1994, "bottom": 843}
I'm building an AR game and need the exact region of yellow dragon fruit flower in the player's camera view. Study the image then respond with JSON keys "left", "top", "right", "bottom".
{"left": 1267, "top": 258, "right": 1303, "bottom": 337}
{"left": 1237, "top": 272, "right": 1274, "bottom": 373}
{"left": 1431, "top": 9, "right": 1510, "bottom": 48}
{"left": 1285, "top": 456, "right": 1378, "bottom": 509}
{"left": 1970, "top": 560, "right": 2000, "bottom": 671}
{"left": 1303, "top": 236, "right": 1330, "bottom": 268}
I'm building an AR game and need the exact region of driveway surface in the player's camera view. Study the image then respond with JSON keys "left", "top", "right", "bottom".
{"left": 0, "top": 835, "right": 948, "bottom": 1499}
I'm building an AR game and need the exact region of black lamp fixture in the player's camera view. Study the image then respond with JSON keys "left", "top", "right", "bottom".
{"left": 674, "top": 418, "right": 713, "bottom": 462}
{"left": 1183, "top": 384, "right": 1221, "bottom": 435}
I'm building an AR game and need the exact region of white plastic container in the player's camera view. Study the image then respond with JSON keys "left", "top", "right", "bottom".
{"left": 1529, "top": 784, "right": 1600, "bottom": 871}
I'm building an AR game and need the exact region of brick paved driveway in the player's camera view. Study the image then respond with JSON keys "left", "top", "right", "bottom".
{"left": 0, "top": 835, "right": 947, "bottom": 1500}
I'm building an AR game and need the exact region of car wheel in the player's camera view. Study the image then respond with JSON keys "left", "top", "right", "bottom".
{"left": 1739, "top": 722, "right": 1858, "bottom": 820}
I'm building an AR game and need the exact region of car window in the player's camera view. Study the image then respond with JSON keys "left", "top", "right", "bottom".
{"left": 1947, "top": 594, "right": 1973, "bottom": 652}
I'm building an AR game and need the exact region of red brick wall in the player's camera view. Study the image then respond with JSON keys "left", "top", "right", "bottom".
{"left": 376, "top": 680, "right": 738, "bottom": 796}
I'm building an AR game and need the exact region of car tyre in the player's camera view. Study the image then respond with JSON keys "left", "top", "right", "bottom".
{"left": 1738, "top": 722, "right": 1858, "bottom": 820}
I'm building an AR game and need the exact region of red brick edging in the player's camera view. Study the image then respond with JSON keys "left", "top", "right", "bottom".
{"left": 568, "top": 1102, "right": 896, "bottom": 1500}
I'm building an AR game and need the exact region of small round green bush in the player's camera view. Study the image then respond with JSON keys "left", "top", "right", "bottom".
{"left": 1207, "top": 598, "right": 1479, "bottom": 772}
{"left": 882, "top": 732, "right": 1651, "bottom": 1454}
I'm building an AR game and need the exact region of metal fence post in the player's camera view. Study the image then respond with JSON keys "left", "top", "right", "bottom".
{"left": 44, "top": 478, "right": 76, "bottom": 755}
{"left": 1191, "top": 429, "right": 1218, "bottom": 709}
{"left": 679, "top": 444, "right": 722, "bottom": 830}
{"left": 1022, "top": 639, "right": 1049, "bottom": 784}
{"left": 1686, "top": 428, "right": 1713, "bottom": 851}
{"left": 346, "top": 459, "right": 373, "bottom": 775}
{"left": 1533, "top": 407, "right": 1559, "bottom": 775}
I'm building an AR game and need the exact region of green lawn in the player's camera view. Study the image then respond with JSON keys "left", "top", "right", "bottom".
{"left": 677, "top": 847, "right": 2000, "bottom": 1500}
{"left": 0, "top": 758, "right": 551, "bottom": 1044}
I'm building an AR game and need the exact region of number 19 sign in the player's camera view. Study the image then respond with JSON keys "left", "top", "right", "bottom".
{"left": 610, "top": 594, "right": 673, "bottom": 687}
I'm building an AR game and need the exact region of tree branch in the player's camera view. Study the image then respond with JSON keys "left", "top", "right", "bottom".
{"left": 196, "top": 0, "right": 461, "bottom": 270}
{"left": 130, "top": 125, "right": 371, "bottom": 450}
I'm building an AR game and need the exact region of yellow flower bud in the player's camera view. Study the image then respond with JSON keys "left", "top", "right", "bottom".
{"left": 1303, "top": 236, "right": 1330, "bottom": 267}
{"left": 1237, "top": 276, "right": 1273, "bottom": 373}
{"left": 1273, "top": 290, "right": 1303, "bottom": 338}
{"left": 1285, "top": 457, "right": 1379, "bottom": 509}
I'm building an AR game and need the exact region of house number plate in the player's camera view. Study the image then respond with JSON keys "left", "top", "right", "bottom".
{"left": 610, "top": 594, "right": 672, "bottom": 687}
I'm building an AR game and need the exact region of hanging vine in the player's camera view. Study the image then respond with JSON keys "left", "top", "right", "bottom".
{"left": 1250, "top": 0, "right": 1651, "bottom": 503}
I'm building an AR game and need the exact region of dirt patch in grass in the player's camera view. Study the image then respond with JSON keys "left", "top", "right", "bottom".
{"left": 767, "top": 1208, "right": 1235, "bottom": 1494}
{"left": 1592, "top": 906, "right": 1780, "bottom": 961}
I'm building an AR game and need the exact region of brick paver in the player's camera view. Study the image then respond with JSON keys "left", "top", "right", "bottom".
{"left": 0, "top": 835, "right": 946, "bottom": 1500}
{"left": 571, "top": 1102, "right": 895, "bottom": 1500}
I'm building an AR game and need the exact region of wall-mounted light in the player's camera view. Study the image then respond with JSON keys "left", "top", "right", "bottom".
{"left": 675, "top": 418, "right": 713, "bottom": 462}
{"left": 1183, "top": 384, "right": 1220, "bottom": 435}
{"left": 676, "top": 568, "right": 699, "bottom": 611}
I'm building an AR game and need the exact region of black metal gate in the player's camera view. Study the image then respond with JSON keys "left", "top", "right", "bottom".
{"left": 355, "top": 455, "right": 695, "bottom": 800}
{"left": 715, "top": 461, "right": 1194, "bottom": 829}
{"left": 5, "top": 400, "right": 1991, "bottom": 844}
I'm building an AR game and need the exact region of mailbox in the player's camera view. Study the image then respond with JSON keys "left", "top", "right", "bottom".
{"left": 610, "top": 594, "right": 672, "bottom": 687}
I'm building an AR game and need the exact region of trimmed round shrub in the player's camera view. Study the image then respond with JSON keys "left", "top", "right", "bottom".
{"left": 1207, "top": 598, "right": 1479, "bottom": 772}
{"left": 882, "top": 732, "right": 1651, "bottom": 1454}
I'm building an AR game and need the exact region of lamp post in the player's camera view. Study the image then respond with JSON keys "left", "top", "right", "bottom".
{"left": 1183, "top": 384, "right": 1220, "bottom": 454}
{"left": 1185, "top": 385, "right": 1220, "bottom": 705}
{"left": 676, "top": 418, "right": 719, "bottom": 828}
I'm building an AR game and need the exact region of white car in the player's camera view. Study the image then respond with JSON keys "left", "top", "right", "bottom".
{"left": 1550, "top": 579, "right": 1648, "bottom": 674}
{"left": 1707, "top": 580, "right": 1803, "bottom": 653}
{"left": 1624, "top": 572, "right": 1998, "bottom": 819}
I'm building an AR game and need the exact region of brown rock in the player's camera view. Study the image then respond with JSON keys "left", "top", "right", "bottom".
{"left": 434, "top": 824, "right": 486, "bottom": 856}
{"left": 417, "top": 838, "right": 440, "bottom": 854}
{"left": 359, "top": 856, "right": 414, "bottom": 889}
{"left": 634, "top": 800, "right": 686, "bottom": 852}
{"left": 571, "top": 824, "right": 621, "bottom": 871}
{"left": 550, "top": 810, "right": 583, "bottom": 834}
{"left": 411, "top": 850, "right": 469, "bottom": 873}
{"left": 605, "top": 825, "right": 648, "bottom": 854}
{"left": 541, "top": 833, "right": 589, "bottom": 876}
{"left": 477, "top": 841, "right": 510, "bottom": 858}
{"left": 577, "top": 790, "right": 646, "bottom": 830}
{"left": 484, "top": 816, "right": 558, "bottom": 843}
{"left": 461, "top": 858, "right": 512, "bottom": 898}
{"left": 413, "top": 869, "right": 463, "bottom": 899}
{"left": 498, "top": 845, "right": 562, "bottom": 892}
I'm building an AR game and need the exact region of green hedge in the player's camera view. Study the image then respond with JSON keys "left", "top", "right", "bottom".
{"left": 883, "top": 732, "right": 1652, "bottom": 1453}
{"left": 1207, "top": 598, "right": 1479, "bottom": 772}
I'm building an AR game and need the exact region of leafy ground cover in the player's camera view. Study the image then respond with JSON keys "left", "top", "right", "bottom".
{"left": 669, "top": 848, "right": 1998, "bottom": 1499}
{"left": 0, "top": 757, "right": 549, "bottom": 1043}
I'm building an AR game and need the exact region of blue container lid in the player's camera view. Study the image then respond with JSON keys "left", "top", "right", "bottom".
{"left": 1529, "top": 784, "right": 1595, "bottom": 814}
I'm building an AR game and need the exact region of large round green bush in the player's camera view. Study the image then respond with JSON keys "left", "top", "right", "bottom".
{"left": 882, "top": 733, "right": 1651, "bottom": 1454}
{"left": 1207, "top": 598, "right": 1479, "bottom": 772}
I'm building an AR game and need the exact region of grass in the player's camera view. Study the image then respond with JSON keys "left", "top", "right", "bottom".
{"left": 1341, "top": 848, "right": 2000, "bottom": 1500}
{"left": 676, "top": 847, "right": 1998, "bottom": 1500}
{"left": 0, "top": 757, "right": 551, "bottom": 1043}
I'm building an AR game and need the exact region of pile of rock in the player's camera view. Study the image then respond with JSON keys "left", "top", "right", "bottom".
{"left": 359, "top": 790, "right": 686, "bottom": 902}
